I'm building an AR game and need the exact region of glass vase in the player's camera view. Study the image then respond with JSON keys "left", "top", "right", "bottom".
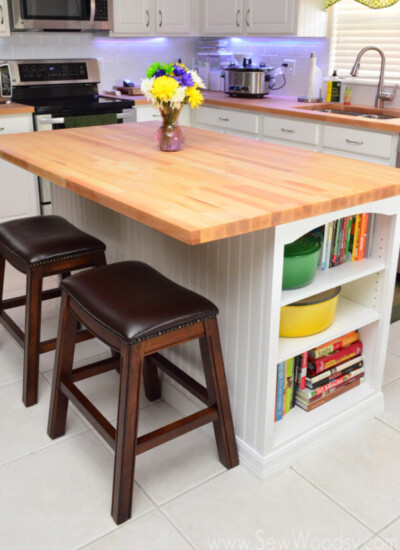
{"left": 155, "top": 105, "right": 185, "bottom": 152}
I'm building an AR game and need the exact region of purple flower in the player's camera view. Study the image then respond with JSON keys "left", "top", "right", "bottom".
{"left": 181, "top": 72, "right": 194, "bottom": 87}
{"left": 172, "top": 65, "right": 186, "bottom": 77}
{"left": 154, "top": 69, "right": 166, "bottom": 77}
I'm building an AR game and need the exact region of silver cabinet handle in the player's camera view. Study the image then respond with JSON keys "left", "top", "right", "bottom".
{"left": 218, "top": 117, "right": 230, "bottom": 122}
{"left": 246, "top": 8, "right": 250, "bottom": 26}
{"left": 159, "top": 9, "right": 162, "bottom": 27}
{"left": 146, "top": 9, "right": 150, "bottom": 27}
{"left": 346, "top": 138, "right": 364, "bottom": 145}
{"left": 236, "top": 9, "right": 240, "bottom": 27}
{"left": 152, "top": 113, "right": 161, "bottom": 118}
{"left": 0, "top": 5, "right": 3, "bottom": 26}
{"left": 281, "top": 128, "right": 295, "bottom": 133}
{"left": 0, "top": 127, "right": 5, "bottom": 132}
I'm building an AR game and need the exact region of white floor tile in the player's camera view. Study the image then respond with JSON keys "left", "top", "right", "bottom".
{"left": 294, "top": 419, "right": 400, "bottom": 532}
{"left": 383, "top": 352, "right": 400, "bottom": 386}
{"left": 358, "top": 536, "right": 396, "bottom": 550}
{"left": 134, "top": 401, "right": 226, "bottom": 505}
{"left": 377, "top": 378, "right": 400, "bottom": 432}
{"left": 83, "top": 510, "right": 192, "bottom": 550}
{"left": 387, "top": 321, "right": 400, "bottom": 357}
{"left": 0, "top": 431, "right": 154, "bottom": 550}
{"left": 0, "top": 375, "right": 87, "bottom": 466}
{"left": 162, "top": 466, "right": 371, "bottom": 550}
{"left": 0, "top": 331, "right": 23, "bottom": 387}
{"left": 380, "top": 517, "right": 400, "bottom": 549}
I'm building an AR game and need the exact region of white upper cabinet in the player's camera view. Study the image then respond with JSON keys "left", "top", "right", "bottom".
{"left": 202, "top": 0, "right": 243, "bottom": 35}
{"left": 156, "top": 0, "right": 190, "bottom": 34}
{"left": 113, "top": 0, "right": 195, "bottom": 36}
{"left": 244, "top": 0, "right": 296, "bottom": 35}
{"left": 202, "top": 0, "right": 327, "bottom": 37}
{"left": 0, "top": 0, "right": 10, "bottom": 36}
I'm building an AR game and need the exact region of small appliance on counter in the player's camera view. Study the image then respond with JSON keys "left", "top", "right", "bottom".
{"left": 221, "top": 58, "right": 286, "bottom": 98}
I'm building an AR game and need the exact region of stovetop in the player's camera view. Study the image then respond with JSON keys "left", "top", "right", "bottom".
{"left": 12, "top": 95, "right": 134, "bottom": 116}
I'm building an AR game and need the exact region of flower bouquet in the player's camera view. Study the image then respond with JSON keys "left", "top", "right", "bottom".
{"left": 141, "top": 62, "right": 205, "bottom": 152}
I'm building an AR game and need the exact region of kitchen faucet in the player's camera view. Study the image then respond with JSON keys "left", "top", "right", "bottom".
{"left": 350, "top": 46, "right": 398, "bottom": 109}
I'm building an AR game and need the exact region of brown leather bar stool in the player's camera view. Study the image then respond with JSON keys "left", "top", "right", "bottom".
{"left": 48, "top": 261, "right": 239, "bottom": 525}
{"left": 0, "top": 215, "right": 106, "bottom": 407}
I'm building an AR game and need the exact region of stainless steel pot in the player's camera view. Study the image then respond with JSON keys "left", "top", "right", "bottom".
{"left": 221, "top": 59, "right": 275, "bottom": 97}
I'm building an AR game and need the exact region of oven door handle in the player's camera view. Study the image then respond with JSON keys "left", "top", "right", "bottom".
{"left": 37, "top": 117, "right": 65, "bottom": 126}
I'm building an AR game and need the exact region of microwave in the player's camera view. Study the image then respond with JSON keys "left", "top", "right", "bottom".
{"left": 9, "top": 0, "right": 113, "bottom": 31}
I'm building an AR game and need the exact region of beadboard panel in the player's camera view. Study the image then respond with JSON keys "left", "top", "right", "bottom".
{"left": 51, "top": 184, "right": 276, "bottom": 454}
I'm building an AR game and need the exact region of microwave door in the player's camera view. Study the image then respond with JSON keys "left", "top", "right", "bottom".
{"left": 12, "top": 0, "right": 94, "bottom": 30}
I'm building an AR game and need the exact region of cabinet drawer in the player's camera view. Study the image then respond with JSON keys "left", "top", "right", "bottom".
{"left": 196, "top": 106, "right": 259, "bottom": 135}
{"left": 262, "top": 115, "right": 320, "bottom": 145}
{"left": 0, "top": 115, "right": 32, "bottom": 135}
{"left": 323, "top": 125, "right": 392, "bottom": 159}
{"left": 135, "top": 105, "right": 191, "bottom": 125}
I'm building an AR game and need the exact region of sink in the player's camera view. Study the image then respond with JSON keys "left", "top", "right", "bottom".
{"left": 317, "top": 108, "right": 397, "bottom": 120}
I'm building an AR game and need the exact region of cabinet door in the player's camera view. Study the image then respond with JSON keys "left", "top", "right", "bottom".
{"left": 244, "top": 0, "right": 297, "bottom": 35}
{"left": 203, "top": 0, "right": 243, "bottom": 35}
{"left": 156, "top": 0, "right": 190, "bottom": 34}
{"left": 113, "top": 0, "right": 151, "bottom": 35}
{"left": 0, "top": 0, "right": 10, "bottom": 36}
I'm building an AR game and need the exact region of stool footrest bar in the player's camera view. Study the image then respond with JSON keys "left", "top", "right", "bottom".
{"left": 136, "top": 407, "right": 218, "bottom": 455}
{"left": 2, "top": 288, "right": 61, "bottom": 310}
{"left": 40, "top": 328, "right": 94, "bottom": 354}
{"left": 72, "top": 355, "right": 121, "bottom": 382}
{"left": 61, "top": 378, "right": 116, "bottom": 449}
{"left": 149, "top": 353, "right": 210, "bottom": 405}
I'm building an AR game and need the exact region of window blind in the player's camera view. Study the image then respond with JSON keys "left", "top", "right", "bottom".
{"left": 330, "top": 0, "right": 400, "bottom": 82}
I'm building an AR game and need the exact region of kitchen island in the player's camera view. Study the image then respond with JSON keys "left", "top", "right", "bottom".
{"left": 0, "top": 122, "right": 399, "bottom": 478}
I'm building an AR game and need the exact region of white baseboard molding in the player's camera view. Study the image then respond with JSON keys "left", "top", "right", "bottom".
{"left": 161, "top": 377, "right": 384, "bottom": 481}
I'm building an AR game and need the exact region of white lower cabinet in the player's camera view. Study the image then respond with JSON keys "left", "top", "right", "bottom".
{"left": 193, "top": 105, "right": 399, "bottom": 164}
{"left": 0, "top": 114, "right": 39, "bottom": 223}
{"left": 135, "top": 104, "right": 191, "bottom": 126}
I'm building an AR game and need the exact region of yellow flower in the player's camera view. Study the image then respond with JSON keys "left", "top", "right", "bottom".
{"left": 152, "top": 76, "right": 179, "bottom": 102}
{"left": 186, "top": 86, "right": 204, "bottom": 109}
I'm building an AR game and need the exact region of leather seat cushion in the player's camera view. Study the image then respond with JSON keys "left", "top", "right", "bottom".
{"left": 0, "top": 216, "right": 106, "bottom": 266}
{"left": 61, "top": 261, "right": 219, "bottom": 344}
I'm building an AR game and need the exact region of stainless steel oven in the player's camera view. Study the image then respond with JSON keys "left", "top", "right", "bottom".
{"left": 3, "top": 58, "right": 135, "bottom": 214}
{"left": 9, "top": 0, "right": 112, "bottom": 31}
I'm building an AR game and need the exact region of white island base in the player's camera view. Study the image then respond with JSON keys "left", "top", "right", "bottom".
{"left": 51, "top": 184, "right": 400, "bottom": 480}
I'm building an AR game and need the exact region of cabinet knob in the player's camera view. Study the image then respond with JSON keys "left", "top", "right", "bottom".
{"left": 246, "top": 9, "right": 250, "bottom": 26}
{"left": 159, "top": 9, "right": 163, "bottom": 27}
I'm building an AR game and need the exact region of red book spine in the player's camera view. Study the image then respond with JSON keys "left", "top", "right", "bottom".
{"left": 300, "top": 351, "right": 308, "bottom": 390}
{"left": 309, "top": 341, "right": 363, "bottom": 374}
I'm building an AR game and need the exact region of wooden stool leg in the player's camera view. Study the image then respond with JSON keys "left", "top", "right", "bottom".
{"left": 200, "top": 318, "right": 239, "bottom": 469}
{"left": 48, "top": 291, "right": 78, "bottom": 438}
{"left": 23, "top": 266, "right": 44, "bottom": 407}
{"left": 112, "top": 343, "right": 143, "bottom": 525}
{"left": 142, "top": 356, "right": 162, "bottom": 401}
{"left": 0, "top": 255, "right": 5, "bottom": 312}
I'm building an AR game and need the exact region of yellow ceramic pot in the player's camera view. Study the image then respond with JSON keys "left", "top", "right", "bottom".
{"left": 280, "top": 287, "right": 341, "bottom": 338}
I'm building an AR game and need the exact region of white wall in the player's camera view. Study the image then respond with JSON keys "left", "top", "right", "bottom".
{"left": 0, "top": 33, "right": 197, "bottom": 90}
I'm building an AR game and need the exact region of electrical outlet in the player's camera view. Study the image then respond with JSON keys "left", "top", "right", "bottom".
{"left": 283, "top": 59, "right": 296, "bottom": 76}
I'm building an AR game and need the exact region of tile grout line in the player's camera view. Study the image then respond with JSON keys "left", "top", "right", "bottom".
{"left": 291, "top": 467, "right": 376, "bottom": 536}
{"left": 158, "top": 507, "right": 198, "bottom": 550}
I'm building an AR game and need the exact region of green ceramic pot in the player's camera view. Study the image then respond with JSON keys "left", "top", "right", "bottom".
{"left": 282, "top": 235, "right": 321, "bottom": 290}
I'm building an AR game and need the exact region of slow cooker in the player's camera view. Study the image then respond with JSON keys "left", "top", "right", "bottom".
{"left": 221, "top": 59, "right": 285, "bottom": 98}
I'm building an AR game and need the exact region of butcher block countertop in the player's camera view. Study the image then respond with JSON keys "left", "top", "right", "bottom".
{"left": 102, "top": 91, "right": 400, "bottom": 133}
{"left": 0, "top": 122, "right": 400, "bottom": 245}
{"left": 0, "top": 103, "right": 34, "bottom": 115}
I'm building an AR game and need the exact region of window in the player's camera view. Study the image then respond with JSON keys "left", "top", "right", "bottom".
{"left": 330, "top": 0, "right": 400, "bottom": 82}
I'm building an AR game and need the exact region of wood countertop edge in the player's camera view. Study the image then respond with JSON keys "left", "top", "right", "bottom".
{"left": 0, "top": 103, "right": 35, "bottom": 115}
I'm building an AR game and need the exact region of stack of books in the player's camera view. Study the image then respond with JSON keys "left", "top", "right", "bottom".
{"left": 318, "top": 213, "right": 376, "bottom": 270}
{"left": 295, "top": 331, "right": 364, "bottom": 412}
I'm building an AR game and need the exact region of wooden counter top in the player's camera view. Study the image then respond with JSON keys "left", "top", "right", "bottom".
{"left": 0, "top": 122, "right": 399, "bottom": 245}
{"left": 0, "top": 103, "right": 34, "bottom": 115}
